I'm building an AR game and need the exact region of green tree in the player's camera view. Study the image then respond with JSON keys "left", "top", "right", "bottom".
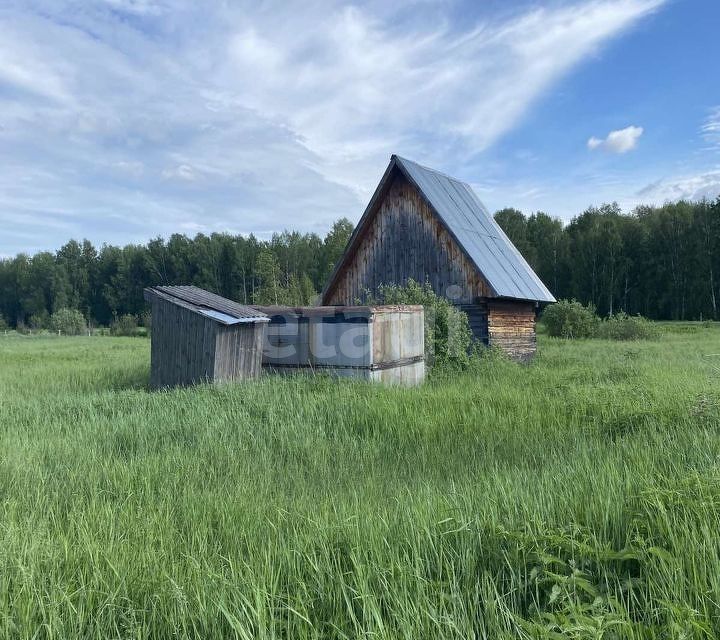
{"left": 320, "top": 218, "right": 354, "bottom": 284}
{"left": 495, "top": 208, "right": 536, "bottom": 265}
{"left": 254, "top": 249, "right": 286, "bottom": 305}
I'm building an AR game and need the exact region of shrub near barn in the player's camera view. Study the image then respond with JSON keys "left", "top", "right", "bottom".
{"left": 541, "top": 299, "right": 598, "bottom": 338}
{"left": 542, "top": 299, "right": 660, "bottom": 340}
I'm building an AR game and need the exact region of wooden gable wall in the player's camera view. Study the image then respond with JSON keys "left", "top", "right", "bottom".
{"left": 324, "top": 172, "right": 493, "bottom": 305}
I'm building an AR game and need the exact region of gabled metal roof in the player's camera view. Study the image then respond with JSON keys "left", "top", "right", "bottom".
{"left": 394, "top": 156, "right": 555, "bottom": 303}
{"left": 322, "top": 155, "right": 556, "bottom": 304}
{"left": 144, "top": 286, "right": 269, "bottom": 324}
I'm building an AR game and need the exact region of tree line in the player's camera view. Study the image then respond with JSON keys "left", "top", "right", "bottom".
{"left": 0, "top": 198, "right": 718, "bottom": 328}
{"left": 0, "top": 220, "right": 354, "bottom": 329}
{"left": 495, "top": 198, "right": 719, "bottom": 320}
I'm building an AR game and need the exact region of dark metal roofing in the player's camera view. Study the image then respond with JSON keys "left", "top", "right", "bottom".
{"left": 144, "top": 286, "right": 269, "bottom": 325}
{"left": 393, "top": 156, "right": 556, "bottom": 303}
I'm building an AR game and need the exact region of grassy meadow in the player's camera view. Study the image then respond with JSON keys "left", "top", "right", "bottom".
{"left": 0, "top": 327, "right": 719, "bottom": 638}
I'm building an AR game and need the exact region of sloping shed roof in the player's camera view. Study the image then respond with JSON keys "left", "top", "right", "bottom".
{"left": 323, "top": 155, "right": 556, "bottom": 303}
{"left": 144, "top": 286, "right": 269, "bottom": 325}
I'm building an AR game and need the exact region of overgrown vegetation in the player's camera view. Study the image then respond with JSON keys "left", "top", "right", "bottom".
{"left": 541, "top": 299, "right": 599, "bottom": 338}
{"left": 543, "top": 299, "right": 660, "bottom": 340}
{"left": 366, "top": 279, "right": 473, "bottom": 368}
{"left": 110, "top": 313, "right": 140, "bottom": 336}
{"left": 595, "top": 311, "right": 660, "bottom": 340}
{"left": 50, "top": 307, "right": 87, "bottom": 335}
{"left": 0, "top": 327, "right": 718, "bottom": 638}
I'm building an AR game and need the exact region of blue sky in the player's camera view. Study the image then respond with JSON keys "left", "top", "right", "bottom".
{"left": 1, "top": 0, "right": 718, "bottom": 256}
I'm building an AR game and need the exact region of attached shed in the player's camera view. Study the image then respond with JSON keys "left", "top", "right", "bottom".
{"left": 144, "top": 285, "right": 269, "bottom": 388}
{"left": 321, "top": 155, "right": 556, "bottom": 361}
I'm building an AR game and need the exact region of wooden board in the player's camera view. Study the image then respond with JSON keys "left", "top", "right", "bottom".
{"left": 324, "top": 173, "right": 493, "bottom": 305}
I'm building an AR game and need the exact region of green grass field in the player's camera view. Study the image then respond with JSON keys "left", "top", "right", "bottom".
{"left": 1, "top": 328, "right": 719, "bottom": 639}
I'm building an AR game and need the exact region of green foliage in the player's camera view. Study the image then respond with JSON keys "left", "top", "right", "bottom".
{"left": 0, "top": 315, "right": 7, "bottom": 331}
{"left": 15, "top": 321, "right": 30, "bottom": 335}
{"left": 50, "top": 307, "right": 86, "bottom": 335}
{"left": 320, "top": 217, "right": 354, "bottom": 282}
{"left": 140, "top": 310, "right": 152, "bottom": 331}
{"left": 0, "top": 223, "right": 350, "bottom": 327}
{"left": 253, "top": 248, "right": 285, "bottom": 305}
{"left": 0, "top": 326, "right": 719, "bottom": 636}
{"left": 110, "top": 313, "right": 140, "bottom": 336}
{"left": 29, "top": 310, "right": 50, "bottom": 330}
{"left": 494, "top": 198, "right": 720, "bottom": 320}
{"left": 369, "top": 279, "right": 473, "bottom": 368}
{"left": 542, "top": 299, "right": 599, "bottom": 338}
{"left": 544, "top": 301, "right": 660, "bottom": 341}
{"left": 596, "top": 311, "right": 661, "bottom": 340}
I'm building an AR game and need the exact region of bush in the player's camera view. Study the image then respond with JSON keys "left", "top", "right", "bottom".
{"left": 140, "top": 310, "right": 152, "bottom": 331}
{"left": 541, "top": 299, "right": 598, "bottom": 338}
{"left": 110, "top": 314, "right": 139, "bottom": 337}
{"left": 596, "top": 312, "right": 660, "bottom": 340}
{"left": 29, "top": 311, "right": 50, "bottom": 331}
{"left": 0, "top": 315, "right": 8, "bottom": 331}
{"left": 50, "top": 308, "right": 87, "bottom": 336}
{"left": 543, "top": 300, "right": 659, "bottom": 341}
{"left": 368, "top": 279, "right": 473, "bottom": 369}
{"left": 16, "top": 321, "right": 30, "bottom": 335}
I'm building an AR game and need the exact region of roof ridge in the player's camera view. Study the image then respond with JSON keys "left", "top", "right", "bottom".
{"left": 393, "top": 155, "right": 473, "bottom": 188}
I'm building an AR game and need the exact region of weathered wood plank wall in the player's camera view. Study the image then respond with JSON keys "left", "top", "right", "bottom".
{"left": 324, "top": 173, "right": 492, "bottom": 305}
{"left": 214, "top": 323, "right": 265, "bottom": 381}
{"left": 150, "top": 296, "right": 218, "bottom": 388}
{"left": 150, "top": 297, "right": 265, "bottom": 388}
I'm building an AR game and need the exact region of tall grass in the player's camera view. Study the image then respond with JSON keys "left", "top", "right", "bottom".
{"left": 0, "top": 329, "right": 719, "bottom": 638}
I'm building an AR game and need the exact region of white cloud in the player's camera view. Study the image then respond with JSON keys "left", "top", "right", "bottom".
{"left": 161, "top": 164, "right": 200, "bottom": 182}
{"left": 701, "top": 107, "right": 720, "bottom": 148}
{"left": 0, "top": 0, "right": 664, "bottom": 254}
{"left": 587, "top": 125, "right": 644, "bottom": 153}
{"left": 636, "top": 169, "right": 720, "bottom": 203}
{"left": 102, "top": 0, "right": 169, "bottom": 16}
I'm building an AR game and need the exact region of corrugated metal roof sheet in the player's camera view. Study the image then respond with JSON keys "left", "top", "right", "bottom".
{"left": 144, "top": 286, "right": 269, "bottom": 324}
{"left": 394, "top": 156, "right": 555, "bottom": 303}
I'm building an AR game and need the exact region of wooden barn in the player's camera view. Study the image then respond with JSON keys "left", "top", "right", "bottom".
{"left": 321, "top": 155, "right": 556, "bottom": 361}
{"left": 144, "top": 286, "right": 269, "bottom": 388}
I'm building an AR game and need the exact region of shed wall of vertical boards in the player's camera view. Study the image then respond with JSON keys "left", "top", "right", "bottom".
{"left": 149, "top": 296, "right": 266, "bottom": 388}
{"left": 150, "top": 296, "right": 217, "bottom": 388}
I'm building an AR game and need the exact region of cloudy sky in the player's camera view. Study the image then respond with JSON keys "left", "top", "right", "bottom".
{"left": 1, "top": 0, "right": 718, "bottom": 256}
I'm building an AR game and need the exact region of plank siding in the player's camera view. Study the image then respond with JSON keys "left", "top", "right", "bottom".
{"left": 324, "top": 173, "right": 492, "bottom": 305}
{"left": 148, "top": 295, "right": 265, "bottom": 388}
